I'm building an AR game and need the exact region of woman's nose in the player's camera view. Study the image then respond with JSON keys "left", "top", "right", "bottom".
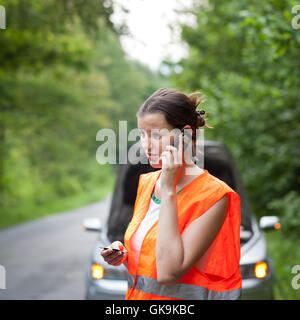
{"left": 142, "top": 140, "right": 152, "bottom": 153}
{"left": 141, "top": 136, "right": 157, "bottom": 153}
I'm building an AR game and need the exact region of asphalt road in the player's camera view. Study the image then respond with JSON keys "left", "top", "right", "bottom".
{"left": 0, "top": 195, "right": 111, "bottom": 300}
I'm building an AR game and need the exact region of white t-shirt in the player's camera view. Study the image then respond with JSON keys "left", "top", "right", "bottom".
{"left": 130, "top": 195, "right": 160, "bottom": 266}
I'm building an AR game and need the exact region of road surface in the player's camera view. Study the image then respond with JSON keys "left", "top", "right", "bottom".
{"left": 0, "top": 195, "right": 111, "bottom": 300}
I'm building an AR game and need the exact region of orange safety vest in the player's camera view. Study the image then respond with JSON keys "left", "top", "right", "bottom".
{"left": 124, "top": 168, "right": 242, "bottom": 300}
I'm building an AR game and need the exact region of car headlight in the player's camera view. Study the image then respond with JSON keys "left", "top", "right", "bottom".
{"left": 91, "top": 264, "right": 104, "bottom": 279}
{"left": 254, "top": 261, "right": 268, "bottom": 278}
{"left": 240, "top": 261, "right": 268, "bottom": 279}
{"left": 91, "top": 263, "right": 128, "bottom": 280}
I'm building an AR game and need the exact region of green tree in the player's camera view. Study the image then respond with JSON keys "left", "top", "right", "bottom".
{"left": 0, "top": 1, "right": 167, "bottom": 228}
{"left": 165, "top": 0, "right": 300, "bottom": 233}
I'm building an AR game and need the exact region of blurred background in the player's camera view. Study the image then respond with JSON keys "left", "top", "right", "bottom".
{"left": 0, "top": 0, "right": 299, "bottom": 299}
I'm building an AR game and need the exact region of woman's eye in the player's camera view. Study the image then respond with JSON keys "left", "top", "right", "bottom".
{"left": 138, "top": 130, "right": 161, "bottom": 140}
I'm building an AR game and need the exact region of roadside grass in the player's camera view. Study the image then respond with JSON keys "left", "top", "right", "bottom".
{"left": 265, "top": 230, "right": 300, "bottom": 299}
{"left": 0, "top": 170, "right": 116, "bottom": 230}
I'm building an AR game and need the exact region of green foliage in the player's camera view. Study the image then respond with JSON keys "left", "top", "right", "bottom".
{"left": 265, "top": 231, "right": 300, "bottom": 299}
{"left": 167, "top": 0, "right": 300, "bottom": 228}
{"left": 0, "top": 1, "right": 167, "bottom": 229}
{"left": 165, "top": 1, "right": 300, "bottom": 298}
{"left": 1, "top": 65, "right": 115, "bottom": 226}
{"left": 0, "top": 0, "right": 121, "bottom": 72}
{"left": 268, "top": 191, "right": 300, "bottom": 234}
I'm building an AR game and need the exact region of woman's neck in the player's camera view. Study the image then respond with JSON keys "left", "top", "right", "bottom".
{"left": 156, "top": 160, "right": 204, "bottom": 195}
{"left": 177, "top": 161, "right": 204, "bottom": 186}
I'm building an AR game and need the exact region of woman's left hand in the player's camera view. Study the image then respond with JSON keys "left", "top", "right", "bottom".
{"left": 159, "top": 133, "right": 184, "bottom": 191}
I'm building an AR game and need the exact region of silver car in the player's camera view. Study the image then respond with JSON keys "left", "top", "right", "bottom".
{"left": 83, "top": 140, "right": 279, "bottom": 300}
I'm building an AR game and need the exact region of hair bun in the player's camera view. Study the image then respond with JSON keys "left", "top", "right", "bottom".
{"left": 195, "top": 109, "right": 205, "bottom": 116}
{"left": 187, "top": 91, "right": 206, "bottom": 108}
{"left": 195, "top": 110, "right": 206, "bottom": 128}
{"left": 195, "top": 108, "right": 214, "bottom": 129}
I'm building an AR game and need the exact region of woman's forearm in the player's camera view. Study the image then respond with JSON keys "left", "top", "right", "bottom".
{"left": 156, "top": 188, "right": 184, "bottom": 283}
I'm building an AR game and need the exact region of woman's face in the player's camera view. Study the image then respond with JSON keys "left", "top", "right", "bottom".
{"left": 137, "top": 113, "right": 176, "bottom": 168}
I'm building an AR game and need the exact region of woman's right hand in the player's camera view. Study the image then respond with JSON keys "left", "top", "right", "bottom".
{"left": 100, "top": 241, "right": 128, "bottom": 266}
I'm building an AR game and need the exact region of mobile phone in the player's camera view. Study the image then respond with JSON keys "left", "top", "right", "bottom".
{"left": 100, "top": 247, "right": 121, "bottom": 252}
{"left": 172, "top": 130, "right": 184, "bottom": 150}
{"left": 172, "top": 129, "right": 193, "bottom": 151}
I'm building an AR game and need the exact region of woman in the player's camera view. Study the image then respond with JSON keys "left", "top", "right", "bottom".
{"left": 101, "top": 88, "right": 242, "bottom": 300}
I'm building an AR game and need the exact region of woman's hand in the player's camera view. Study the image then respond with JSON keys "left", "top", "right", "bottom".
{"left": 100, "top": 241, "right": 128, "bottom": 266}
{"left": 160, "top": 133, "right": 184, "bottom": 191}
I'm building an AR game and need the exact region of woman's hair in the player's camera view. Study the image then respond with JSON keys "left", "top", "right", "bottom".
{"left": 136, "top": 88, "right": 213, "bottom": 159}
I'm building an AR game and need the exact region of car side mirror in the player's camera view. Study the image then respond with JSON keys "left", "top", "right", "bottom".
{"left": 259, "top": 216, "right": 280, "bottom": 231}
{"left": 82, "top": 218, "right": 102, "bottom": 232}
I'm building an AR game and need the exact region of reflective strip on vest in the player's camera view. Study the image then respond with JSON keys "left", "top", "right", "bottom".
{"left": 128, "top": 274, "right": 241, "bottom": 300}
